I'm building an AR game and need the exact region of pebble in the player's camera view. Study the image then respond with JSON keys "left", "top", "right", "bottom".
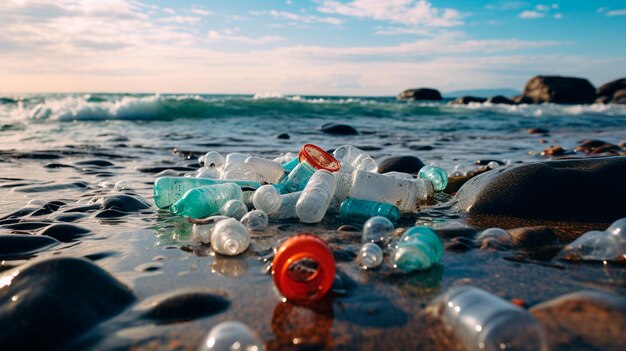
{"left": 39, "top": 223, "right": 91, "bottom": 242}
{"left": 377, "top": 155, "right": 425, "bottom": 174}
{"left": 134, "top": 288, "right": 229, "bottom": 322}
{"left": 0, "top": 234, "right": 59, "bottom": 259}
{"left": 319, "top": 122, "right": 360, "bottom": 135}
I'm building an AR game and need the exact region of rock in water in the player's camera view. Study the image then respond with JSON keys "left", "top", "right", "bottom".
{"left": 0, "top": 234, "right": 59, "bottom": 259}
{"left": 396, "top": 88, "right": 442, "bottom": 101}
{"left": 454, "top": 157, "right": 626, "bottom": 222}
{"left": 486, "top": 95, "right": 515, "bottom": 104}
{"left": 450, "top": 96, "right": 486, "bottom": 105}
{"left": 90, "top": 193, "right": 151, "bottom": 212}
{"left": 0, "top": 257, "right": 135, "bottom": 349}
{"left": 319, "top": 123, "right": 359, "bottom": 135}
{"left": 39, "top": 223, "right": 91, "bottom": 242}
{"left": 522, "top": 75, "right": 596, "bottom": 104}
{"left": 596, "top": 78, "right": 626, "bottom": 101}
{"left": 133, "top": 288, "right": 229, "bottom": 322}
{"left": 377, "top": 156, "right": 425, "bottom": 174}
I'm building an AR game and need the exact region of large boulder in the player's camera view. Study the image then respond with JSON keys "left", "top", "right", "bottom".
{"left": 522, "top": 75, "right": 596, "bottom": 104}
{"left": 597, "top": 78, "right": 626, "bottom": 99}
{"left": 377, "top": 155, "right": 425, "bottom": 174}
{"left": 397, "top": 88, "right": 442, "bottom": 101}
{"left": 454, "top": 157, "right": 626, "bottom": 222}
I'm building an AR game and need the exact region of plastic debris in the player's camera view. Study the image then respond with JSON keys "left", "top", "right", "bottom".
{"left": 170, "top": 183, "right": 243, "bottom": 219}
{"left": 203, "top": 151, "right": 225, "bottom": 169}
{"left": 240, "top": 210, "right": 268, "bottom": 231}
{"left": 198, "top": 321, "right": 264, "bottom": 351}
{"left": 154, "top": 177, "right": 260, "bottom": 209}
{"left": 220, "top": 199, "right": 248, "bottom": 220}
{"left": 418, "top": 165, "right": 448, "bottom": 192}
{"left": 192, "top": 216, "right": 230, "bottom": 244}
{"left": 211, "top": 218, "right": 250, "bottom": 256}
{"left": 279, "top": 144, "right": 341, "bottom": 193}
{"left": 558, "top": 217, "right": 626, "bottom": 262}
{"left": 476, "top": 228, "right": 513, "bottom": 250}
{"left": 295, "top": 170, "right": 337, "bottom": 223}
{"left": 362, "top": 216, "right": 394, "bottom": 243}
{"left": 339, "top": 198, "right": 400, "bottom": 225}
{"left": 333, "top": 145, "right": 378, "bottom": 173}
{"left": 356, "top": 242, "right": 383, "bottom": 269}
{"left": 244, "top": 156, "right": 285, "bottom": 183}
{"left": 391, "top": 226, "right": 442, "bottom": 272}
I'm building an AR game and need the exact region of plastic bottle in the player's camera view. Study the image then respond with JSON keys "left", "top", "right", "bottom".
{"left": 278, "top": 155, "right": 299, "bottom": 172}
{"left": 253, "top": 185, "right": 302, "bottom": 220}
{"left": 221, "top": 153, "right": 258, "bottom": 181}
{"left": 170, "top": 183, "right": 243, "bottom": 219}
{"left": 196, "top": 167, "right": 221, "bottom": 179}
{"left": 272, "top": 235, "right": 335, "bottom": 304}
{"left": 328, "top": 167, "right": 354, "bottom": 211}
{"left": 295, "top": 170, "right": 337, "bottom": 223}
{"left": 333, "top": 145, "right": 378, "bottom": 172}
{"left": 418, "top": 165, "right": 448, "bottom": 192}
{"left": 391, "top": 226, "right": 443, "bottom": 272}
{"left": 220, "top": 199, "right": 248, "bottom": 220}
{"left": 154, "top": 177, "right": 261, "bottom": 209}
{"left": 382, "top": 171, "right": 414, "bottom": 180}
{"left": 348, "top": 170, "right": 433, "bottom": 214}
{"left": 339, "top": 198, "right": 400, "bottom": 224}
{"left": 198, "top": 321, "right": 264, "bottom": 351}
{"left": 240, "top": 210, "right": 268, "bottom": 231}
{"left": 356, "top": 242, "right": 383, "bottom": 269}
{"left": 211, "top": 218, "right": 250, "bottom": 256}
{"left": 192, "top": 216, "right": 230, "bottom": 244}
{"left": 362, "top": 216, "right": 395, "bottom": 243}
{"left": 203, "top": 151, "right": 225, "bottom": 169}
{"left": 279, "top": 144, "right": 341, "bottom": 193}
{"left": 557, "top": 217, "right": 626, "bottom": 262}
{"left": 476, "top": 228, "right": 513, "bottom": 250}
{"left": 244, "top": 156, "right": 286, "bottom": 183}
{"left": 437, "top": 286, "right": 548, "bottom": 351}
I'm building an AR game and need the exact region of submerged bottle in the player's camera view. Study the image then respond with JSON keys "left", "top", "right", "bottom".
{"left": 198, "top": 321, "right": 264, "bottom": 351}
{"left": 280, "top": 144, "right": 341, "bottom": 193}
{"left": 362, "top": 216, "right": 395, "bottom": 243}
{"left": 391, "top": 226, "right": 443, "bottom": 272}
{"left": 244, "top": 156, "right": 286, "bottom": 183}
{"left": 339, "top": 198, "right": 400, "bottom": 224}
{"left": 437, "top": 286, "right": 548, "bottom": 351}
{"left": 356, "top": 242, "right": 384, "bottom": 269}
{"left": 153, "top": 177, "right": 261, "bottom": 209}
{"left": 418, "top": 165, "right": 448, "bottom": 192}
{"left": 272, "top": 234, "right": 335, "bottom": 304}
{"left": 295, "top": 170, "right": 337, "bottom": 223}
{"left": 211, "top": 218, "right": 250, "bottom": 256}
{"left": 333, "top": 145, "right": 378, "bottom": 172}
{"left": 170, "top": 183, "right": 243, "bottom": 219}
{"left": 220, "top": 199, "right": 248, "bottom": 220}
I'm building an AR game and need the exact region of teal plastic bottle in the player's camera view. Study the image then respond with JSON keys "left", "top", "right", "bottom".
{"left": 279, "top": 161, "right": 316, "bottom": 193}
{"left": 391, "top": 226, "right": 443, "bottom": 272}
{"left": 339, "top": 198, "right": 400, "bottom": 224}
{"left": 281, "top": 157, "right": 299, "bottom": 172}
{"left": 418, "top": 166, "right": 448, "bottom": 192}
{"left": 153, "top": 177, "right": 261, "bottom": 209}
{"left": 170, "top": 183, "right": 243, "bottom": 219}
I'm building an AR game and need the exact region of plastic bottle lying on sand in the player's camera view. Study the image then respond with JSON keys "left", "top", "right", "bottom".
{"left": 333, "top": 145, "right": 378, "bottom": 172}
{"left": 244, "top": 156, "right": 285, "bottom": 183}
{"left": 253, "top": 185, "right": 302, "bottom": 220}
{"left": 211, "top": 218, "right": 250, "bottom": 256}
{"left": 280, "top": 144, "right": 341, "bottom": 193}
{"left": 418, "top": 165, "right": 448, "bottom": 192}
{"left": 435, "top": 286, "right": 548, "bottom": 351}
{"left": 153, "top": 177, "right": 261, "bottom": 209}
{"left": 391, "top": 226, "right": 442, "bottom": 271}
{"left": 356, "top": 242, "right": 383, "bottom": 270}
{"left": 557, "top": 217, "right": 626, "bottom": 262}
{"left": 170, "top": 183, "right": 242, "bottom": 219}
{"left": 198, "top": 321, "right": 264, "bottom": 351}
{"left": 339, "top": 198, "right": 400, "bottom": 224}
{"left": 295, "top": 170, "right": 337, "bottom": 223}
{"left": 362, "top": 216, "right": 395, "bottom": 243}
{"left": 219, "top": 199, "right": 248, "bottom": 220}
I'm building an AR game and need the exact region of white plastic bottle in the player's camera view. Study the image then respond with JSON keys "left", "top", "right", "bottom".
{"left": 253, "top": 185, "right": 301, "bottom": 220}
{"left": 244, "top": 156, "right": 285, "bottom": 183}
{"left": 333, "top": 145, "right": 378, "bottom": 172}
{"left": 221, "top": 153, "right": 257, "bottom": 181}
{"left": 295, "top": 170, "right": 337, "bottom": 223}
{"left": 210, "top": 218, "right": 250, "bottom": 256}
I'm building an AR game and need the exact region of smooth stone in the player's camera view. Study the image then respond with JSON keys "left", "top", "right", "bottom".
{"left": 133, "top": 288, "right": 229, "bottom": 322}
{"left": 39, "top": 223, "right": 91, "bottom": 242}
{"left": 74, "top": 159, "right": 114, "bottom": 167}
{"left": 0, "top": 221, "right": 51, "bottom": 231}
{"left": 276, "top": 133, "right": 290, "bottom": 139}
{"left": 486, "top": 95, "right": 514, "bottom": 104}
{"left": 522, "top": 75, "right": 596, "bottom": 104}
{"left": 319, "top": 123, "right": 359, "bottom": 135}
{"left": 377, "top": 155, "right": 425, "bottom": 174}
{"left": 0, "top": 234, "right": 59, "bottom": 259}
{"left": 528, "top": 128, "right": 549, "bottom": 134}
{"left": 450, "top": 96, "right": 486, "bottom": 104}
{"left": 507, "top": 226, "right": 558, "bottom": 249}
{"left": 91, "top": 194, "right": 151, "bottom": 212}
{"left": 454, "top": 157, "right": 626, "bottom": 222}
{"left": 396, "top": 88, "right": 442, "bottom": 101}
{"left": 434, "top": 226, "right": 478, "bottom": 239}
{"left": 0, "top": 257, "right": 135, "bottom": 350}
{"left": 530, "top": 290, "right": 626, "bottom": 351}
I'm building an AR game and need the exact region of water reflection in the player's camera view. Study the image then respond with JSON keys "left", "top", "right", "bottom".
{"left": 268, "top": 298, "right": 333, "bottom": 350}
{"left": 211, "top": 255, "right": 248, "bottom": 278}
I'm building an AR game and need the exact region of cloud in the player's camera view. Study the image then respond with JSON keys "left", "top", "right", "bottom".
{"left": 518, "top": 10, "right": 544, "bottom": 19}
{"left": 159, "top": 16, "right": 201, "bottom": 25}
{"left": 251, "top": 10, "right": 344, "bottom": 25}
{"left": 485, "top": 2, "right": 528, "bottom": 11}
{"left": 554, "top": 13, "right": 562, "bottom": 19}
{"left": 373, "top": 26, "right": 432, "bottom": 36}
{"left": 207, "top": 29, "right": 285, "bottom": 45}
{"left": 605, "top": 9, "right": 626, "bottom": 16}
{"left": 190, "top": 9, "right": 212, "bottom": 16}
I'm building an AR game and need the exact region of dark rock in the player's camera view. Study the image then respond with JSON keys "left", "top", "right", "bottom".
{"left": 74, "top": 159, "right": 114, "bottom": 167}
{"left": 445, "top": 237, "right": 476, "bottom": 252}
{"left": 397, "top": 88, "right": 442, "bottom": 101}
{"left": 408, "top": 144, "right": 434, "bottom": 151}
{"left": 134, "top": 288, "right": 229, "bottom": 322}
{"left": 530, "top": 290, "right": 626, "bottom": 351}
{"left": 613, "top": 89, "right": 626, "bottom": 104}
{"left": 319, "top": 123, "right": 359, "bottom": 135}
{"left": 595, "top": 95, "right": 612, "bottom": 104}
{"left": 91, "top": 194, "right": 151, "bottom": 212}
{"left": 507, "top": 226, "right": 558, "bottom": 249}
{"left": 541, "top": 145, "right": 566, "bottom": 156}
{"left": 1, "top": 221, "right": 51, "bottom": 231}
{"left": 512, "top": 95, "right": 533, "bottom": 104}
{"left": 0, "top": 234, "right": 59, "bottom": 259}
{"left": 377, "top": 155, "right": 425, "bottom": 174}
{"left": 486, "top": 95, "right": 514, "bottom": 104}
{"left": 596, "top": 77, "right": 626, "bottom": 99}
{"left": 454, "top": 157, "right": 626, "bottom": 222}
{"left": 276, "top": 133, "right": 290, "bottom": 139}
{"left": 434, "top": 226, "right": 478, "bottom": 239}
{"left": 0, "top": 257, "right": 135, "bottom": 350}
{"left": 450, "top": 96, "right": 486, "bottom": 104}
{"left": 522, "top": 75, "right": 596, "bottom": 104}
{"left": 528, "top": 128, "right": 549, "bottom": 135}
{"left": 39, "top": 223, "right": 91, "bottom": 242}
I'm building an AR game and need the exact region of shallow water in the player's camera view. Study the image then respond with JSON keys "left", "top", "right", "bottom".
{"left": 1, "top": 94, "right": 625, "bottom": 350}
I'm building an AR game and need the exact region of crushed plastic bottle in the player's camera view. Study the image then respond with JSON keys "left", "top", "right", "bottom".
{"left": 272, "top": 234, "right": 335, "bottom": 304}
{"left": 476, "top": 228, "right": 513, "bottom": 250}
{"left": 295, "top": 170, "right": 337, "bottom": 223}
{"left": 418, "top": 165, "right": 448, "bottom": 192}
{"left": 253, "top": 185, "right": 301, "bottom": 220}
{"left": 557, "top": 217, "right": 626, "bottom": 262}
{"left": 240, "top": 210, "right": 268, "bottom": 231}
{"left": 356, "top": 242, "right": 383, "bottom": 269}
{"left": 339, "top": 198, "right": 400, "bottom": 225}
{"left": 170, "top": 183, "right": 243, "bottom": 219}
{"left": 435, "top": 286, "right": 548, "bottom": 351}
{"left": 203, "top": 151, "right": 225, "bottom": 169}
{"left": 362, "top": 216, "right": 395, "bottom": 243}
{"left": 332, "top": 145, "right": 378, "bottom": 172}
{"left": 192, "top": 216, "right": 230, "bottom": 243}
{"left": 244, "top": 156, "right": 285, "bottom": 183}
{"left": 198, "top": 321, "right": 264, "bottom": 351}
{"left": 211, "top": 218, "right": 250, "bottom": 256}
{"left": 391, "top": 226, "right": 442, "bottom": 272}
{"left": 280, "top": 144, "right": 341, "bottom": 193}
{"left": 154, "top": 177, "right": 261, "bottom": 209}
{"left": 221, "top": 153, "right": 259, "bottom": 181}
{"left": 220, "top": 199, "right": 248, "bottom": 220}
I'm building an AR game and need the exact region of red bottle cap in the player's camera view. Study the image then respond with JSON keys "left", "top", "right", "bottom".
{"left": 272, "top": 234, "right": 336, "bottom": 304}
{"left": 298, "top": 144, "right": 341, "bottom": 172}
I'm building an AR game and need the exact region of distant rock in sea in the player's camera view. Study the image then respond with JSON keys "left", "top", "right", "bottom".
{"left": 450, "top": 96, "right": 487, "bottom": 105}
{"left": 522, "top": 75, "right": 596, "bottom": 104}
{"left": 596, "top": 78, "right": 626, "bottom": 104}
{"left": 486, "top": 95, "right": 515, "bottom": 105}
{"left": 396, "top": 88, "right": 442, "bottom": 101}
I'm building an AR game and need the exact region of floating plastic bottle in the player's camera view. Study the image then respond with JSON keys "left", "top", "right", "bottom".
{"left": 253, "top": 185, "right": 302, "bottom": 220}
{"left": 279, "top": 144, "right": 341, "bottom": 193}
{"left": 557, "top": 217, "right": 626, "bottom": 262}
{"left": 333, "top": 145, "right": 378, "bottom": 172}
{"left": 240, "top": 210, "right": 269, "bottom": 231}
{"left": 272, "top": 235, "right": 335, "bottom": 304}
{"left": 170, "top": 183, "right": 243, "bottom": 219}
{"left": 220, "top": 199, "right": 248, "bottom": 220}
{"left": 418, "top": 165, "right": 448, "bottom": 192}
{"left": 192, "top": 216, "right": 230, "bottom": 243}
{"left": 244, "top": 156, "right": 286, "bottom": 183}
{"left": 356, "top": 242, "right": 383, "bottom": 269}
{"left": 436, "top": 286, "right": 548, "bottom": 351}
{"left": 476, "top": 228, "right": 513, "bottom": 250}
{"left": 339, "top": 198, "right": 400, "bottom": 225}
{"left": 211, "top": 218, "right": 250, "bottom": 256}
{"left": 362, "top": 216, "right": 395, "bottom": 243}
{"left": 348, "top": 170, "right": 433, "bottom": 214}
{"left": 154, "top": 177, "right": 261, "bottom": 209}
{"left": 391, "top": 226, "right": 442, "bottom": 272}
{"left": 295, "top": 170, "right": 337, "bottom": 223}
{"left": 198, "top": 321, "right": 264, "bottom": 351}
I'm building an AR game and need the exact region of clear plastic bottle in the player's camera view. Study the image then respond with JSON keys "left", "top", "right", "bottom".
{"left": 170, "top": 183, "right": 243, "bottom": 219}
{"left": 295, "top": 170, "right": 337, "bottom": 223}
{"left": 339, "top": 198, "right": 400, "bottom": 224}
{"left": 244, "top": 156, "right": 286, "bottom": 183}
{"left": 154, "top": 177, "right": 261, "bottom": 209}
{"left": 557, "top": 217, "right": 626, "bottom": 262}
{"left": 203, "top": 151, "right": 225, "bottom": 169}
{"left": 192, "top": 216, "right": 230, "bottom": 243}
{"left": 272, "top": 191, "right": 302, "bottom": 220}
{"left": 279, "top": 144, "right": 341, "bottom": 193}
{"left": 418, "top": 165, "right": 448, "bottom": 192}
{"left": 253, "top": 185, "right": 302, "bottom": 220}
{"left": 220, "top": 199, "right": 248, "bottom": 220}
{"left": 211, "top": 218, "right": 250, "bottom": 256}
{"left": 329, "top": 167, "right": 354, "bottom": 211}
{"left": 356, "top": 242, "right": 384, "bottom": 269}
{"left": 333, "top": 145, "right": 378, "bottom": 172}
{"left": 437, "top": 286, "right": 548, "bottom": 351}
{"left": 348, "top": 170, "right": 433, "bottom": 214}
{"left": 240, "top": 210, "right": 269, "bottom": 231}
{"left": 196, "top": 167, "right": 221, "bottom": 179}
{"left": 382, "top": 171, "right": 414, "bottom": 180}
{"left": 362, "top": 216, "right": 395, "bottom": 243}
{"left": 391, "top": 226, "right": 443, "bottom": 272}
{"left": 221, "top": 153, "right": 258, "bottom": 181}
{"left": 198, "top": 321, "right": 264, "bottom": 351}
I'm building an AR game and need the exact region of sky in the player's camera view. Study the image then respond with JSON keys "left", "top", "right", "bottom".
{"left": 1, "top": 0, "right": 625, "bottom": 95}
